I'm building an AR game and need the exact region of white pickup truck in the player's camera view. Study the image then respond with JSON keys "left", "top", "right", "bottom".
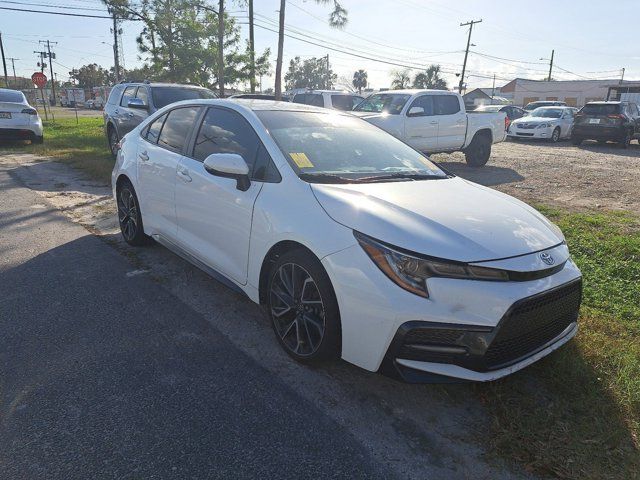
{"left": 352, "top": 89, "right": 507, "bottom": 167}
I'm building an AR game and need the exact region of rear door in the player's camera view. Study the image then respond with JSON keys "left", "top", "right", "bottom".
{"left": 175, "top": 107, "right": 268, "bottom": 284}
{"left": 137, "top": 106, "right": 201, "bottom": 240}
{"left": 434, "top": 95, "right": 466, "bottom": 150}
{"left": 115, "top": 85, "right": 138, "bottom": 137}
{"left": 403, "top": 94, "right": 438, "bottom": 151}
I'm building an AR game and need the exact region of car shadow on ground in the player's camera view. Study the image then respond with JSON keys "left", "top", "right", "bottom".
{"left": 436, "top": 162, "right": 525, "bottom": 187}
{"left": 508, "top": 138, "right": 640, "bottom": 157}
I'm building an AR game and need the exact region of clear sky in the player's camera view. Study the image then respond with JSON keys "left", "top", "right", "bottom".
{"left": 1, "top": 0, "right": 638, "bottom": 91}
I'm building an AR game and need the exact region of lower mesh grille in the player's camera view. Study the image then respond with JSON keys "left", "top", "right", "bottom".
{"left": 484, "top": 280, "right": 582, "bottom": 369}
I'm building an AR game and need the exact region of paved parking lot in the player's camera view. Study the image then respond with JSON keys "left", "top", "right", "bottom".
{"left": 434, "top": 139, "right": 640, "bottom": 214}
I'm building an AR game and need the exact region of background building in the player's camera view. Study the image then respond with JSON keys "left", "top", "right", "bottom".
{"left": 499, "top": 78, "right": 618, "bottom": 107}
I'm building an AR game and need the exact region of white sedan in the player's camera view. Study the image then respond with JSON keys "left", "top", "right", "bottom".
{"left": 112, "top": 99, "right": 582, "bottom": 382}
{"left": 508, "top": 106, "right": 578, "bottom": 142}
{"left": 0, "top": 88, "right": 43, "bottom": 143}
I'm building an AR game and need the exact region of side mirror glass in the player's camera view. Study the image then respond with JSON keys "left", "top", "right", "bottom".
{"left": 407, "top": 106, "right": 425, "bottom": 117}
{"left": 127, "top": 98, "right": 148, "bottom": 110}
{"left": 203, "top": 153, "right": 251, "bottom": 191}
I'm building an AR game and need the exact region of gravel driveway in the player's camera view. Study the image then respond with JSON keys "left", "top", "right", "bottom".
{"left": 434, "top": 139, "right": 640, "bottom": 214}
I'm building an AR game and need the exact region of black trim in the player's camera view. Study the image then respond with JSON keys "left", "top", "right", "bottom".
{"left": 378, "top": 278, "right": 582, "bottom": 383}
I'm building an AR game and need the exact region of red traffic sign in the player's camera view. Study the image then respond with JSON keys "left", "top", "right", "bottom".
{"left": 31, "top": 72, "right": 48, "bottom": 89}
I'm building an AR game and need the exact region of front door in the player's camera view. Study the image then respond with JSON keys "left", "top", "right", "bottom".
{"left": 175, "top": 107, "right": 264, "bottom": 284}
{"left": 434, "top": 95, "right": 466, "bottom": 150}
{"left": 404, "top": 95, "right": 438, "bottom": 152}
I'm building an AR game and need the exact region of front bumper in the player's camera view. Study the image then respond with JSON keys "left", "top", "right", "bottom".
{"left": 507, "top": 125, "right": 554, "bottom": 139}
{"left": 321, "top": 242, "right": 582, "bottom": 381}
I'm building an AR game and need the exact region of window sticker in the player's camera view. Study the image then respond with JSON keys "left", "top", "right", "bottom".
{"left": 289, "top": 152, "right": 314, "bottom": 168}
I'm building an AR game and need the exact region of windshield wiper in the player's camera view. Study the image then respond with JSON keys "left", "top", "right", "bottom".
{"left": 356, "top": 172, "right": 445, "bottom": 183}
{"left": 298, "top": 173, "right": 360, "bottom": 184}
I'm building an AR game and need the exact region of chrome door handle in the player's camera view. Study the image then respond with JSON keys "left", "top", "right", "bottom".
{"left": 139, "top": 151, "right": 149, "bottom": 162}
{"left": 177, "top": 169, "right": 192, "bottom": 183}
{"left": 127, "top": 112, "right": 134, "bottom": 117}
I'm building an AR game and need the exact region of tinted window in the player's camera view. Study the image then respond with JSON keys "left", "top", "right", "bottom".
{"left": 331, "top": 95, "right": 362, "bottom": 111}
{"left": 193, "top": 108, "right": 260, "bottom": 174}
{"left": 120, "top": 86, "right": 137, "bottom": 107}
{"left": 353, "top": 93, "right": 410, "bottom": 115}
{"left": 434, "top": 95, "right": 460, "bottom": 115}
{"left": 0, "top": 90, "right": 25, "bottom": 102}
{"left": 408, "top": 95, "right": 434, "bottom": 116}
{"left": 252, "top": 144, "right": 281, "bottom": 182}
{"left": 135, "top": 86, "right": 149, "bottom": 106}
{"left": 293, "top": 94, "right": 324, "bottom": 107}
{"left": 145, "top": 113, "right": 167, "bottom": 144}
{"left": 157, "top": 106, "right": 201, "bottom": 152}
{"left": 107, "top": 85, "right": 124, "bottom": 105}
{"left": 581, "top": 104, "right": 621, "bottom": 116}
{"left": 151, "top": 87, "right": 216, "bottom": 109}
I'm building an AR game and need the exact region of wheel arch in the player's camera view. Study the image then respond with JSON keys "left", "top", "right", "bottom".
{"left": 473, "top": 128, "right": 493, "bottom": 144}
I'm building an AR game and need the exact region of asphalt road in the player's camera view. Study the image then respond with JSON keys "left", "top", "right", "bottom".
{"left": 0, "top": 166, "right": 390, "bottom": 478}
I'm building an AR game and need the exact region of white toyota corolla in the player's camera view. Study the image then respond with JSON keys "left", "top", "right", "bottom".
{"left": 112, "top": 99, "right": 582, "bottom": 383}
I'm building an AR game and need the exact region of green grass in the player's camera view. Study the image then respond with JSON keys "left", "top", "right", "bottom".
{"left": 475, "top": 208, "right": 640, "bottom": 480}
{"left": 1, "top": 117, "right": 114, "bottom": 183}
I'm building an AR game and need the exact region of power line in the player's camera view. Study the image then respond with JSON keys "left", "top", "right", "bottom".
{"left": 0, "top": 0, "right": 107, "bottom": 11}
{"left": 0, "top": 5, "right": 133, "bottom": 19}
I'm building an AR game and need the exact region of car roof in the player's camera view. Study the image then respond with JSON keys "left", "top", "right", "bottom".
{"left": 169, "top": 98, "right": 331, "bottom": 114}
{"left": 585, "top": 101, "right": 621, "bottom": 105}
{"left": 293, "top": 90, "right": 355, "bottom": 95}
{"left": 375, "top": 89, "right": 456, "bottom": 95}
{"left": 0, "top": 88, "right": 24, "bottom": 94}
{"left": 119, "top": 82, "right": 210, "bottom": 89}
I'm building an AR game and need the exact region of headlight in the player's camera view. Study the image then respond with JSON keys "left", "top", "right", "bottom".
{"left": 355, "top": 232, "right": 509, "bottom": 298}
{"left": 537, "top": 123, "right": 551, "bottom": 128}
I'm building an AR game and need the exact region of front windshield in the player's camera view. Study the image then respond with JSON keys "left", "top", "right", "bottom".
{"left": 256, "top": 111, "right": 447, "bottom": 183}
{"left": 151, "top": 87, "right": 216, "bottom": 109}
{"left": 530, "top": 107, "right": 563, "bottom": 118}
{"left": 353, "top": 93, "right": 410, "bottom": 115}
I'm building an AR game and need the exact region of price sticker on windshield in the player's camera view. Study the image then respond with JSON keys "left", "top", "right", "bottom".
{"left": 290, "top": 152, "right": 314, "bottom": 168}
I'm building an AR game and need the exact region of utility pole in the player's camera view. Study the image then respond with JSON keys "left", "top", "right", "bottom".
{"left": 8, "top": 57, "right": 18, "bottom": 87}
{"left": 620, "top": 67, "right": 625, "bottom": 84}
{"left": 217, "top": 0, "right": 225, "bottom": 97}
{"left": 458, "top": 19, "right": 481, "bottom": 94}
{"left": 491, "top": 73, "right": 496, "bottom": 104}
{"left": 34, "top": 50, "right": 46, "bottom": 72}
{"left": 248, "top": 0, "right": 255, "bottom": 93}
{"left": 547, "top": 49, "right": 554, "bottom": 81}
{"left": 325, "top": 54, "right": 330, "bottom": 89}
{"left": 0, "top": 32, "right": 8, "bottom": 88}
{"left": 110, "top": 9, "right": 121, "bottom": 82}
{"left": 40, "top": 40, "right": 57, "bottom": 105}
{"left": 274, "top": 0, "right": 286, "bottom": 100}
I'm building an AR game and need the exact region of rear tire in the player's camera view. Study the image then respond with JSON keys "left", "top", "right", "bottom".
{"left": 107, "top": 126, "right": 119, "bottom": 158}
{"left": 32, "top": 135, "right": 43, "bottom": 145}
{"left": 464, "top": 133, "right": 492, "bottom": 167}
{"left": 116, "top": 180, "right": 153, "bottom": 247}
{"left": 267, "top": 249, "right": 341, "bottom": 364}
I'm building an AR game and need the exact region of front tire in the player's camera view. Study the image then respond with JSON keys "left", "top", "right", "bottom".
{"left": 32, "top": 135, "right": 44, "bottom": 145}
{"left": 550, "top": 127, "right": 560, "bottom": 143}
{"left": 464, "top": 133, "right": 492, "bottom": 167}
{"left": 267, "top": 249, "right": 341, "bottom": 363}
{"left": 571, "top": 135, "right": 583, "bottom": 146}
{"left": 116, "top": 180, "right": 153, "bottom": 246}
{"left": 107, "top": 126, "right": 119, "bottom": 158}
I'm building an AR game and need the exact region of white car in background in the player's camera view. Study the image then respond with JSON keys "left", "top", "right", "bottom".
{"left": 0, "top": 88, "right": 43, "bottom": 144}
{"left": 508, "top": 106, "right": 578, "bottom": 142}
{"left": 112, "top": 99, "right": 582, "bottom": 383}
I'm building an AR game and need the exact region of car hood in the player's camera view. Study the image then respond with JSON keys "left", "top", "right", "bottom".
{"left": 512, "top": 116, "right": 558, "bottom": 125}
{"left": 311, "top": 177, "right": 563, "bottom": 262}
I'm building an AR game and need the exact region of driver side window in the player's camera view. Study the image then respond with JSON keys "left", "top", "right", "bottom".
{"left": 407, "top": 95, "right": 434, "bottom": 117}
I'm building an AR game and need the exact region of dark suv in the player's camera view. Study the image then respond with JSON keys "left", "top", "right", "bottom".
{"left": 571, "top": 101, "right": 640, "bottom": 148}
{"left": 104, "top": 81, "right": 216, "bottom": 155}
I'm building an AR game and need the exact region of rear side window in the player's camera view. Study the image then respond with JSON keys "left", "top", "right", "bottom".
{"left": 135, "top": 87, "right": 149, "bottom": 106}
{"left": 151, "top": 87, "right": 216, "bottom": 109}
{"left": 144, "top": 113, "right": 167, "bottom": 144}
{"left": 581, "top": 104, "right": 620, "bottom": 116}
{"left": 107, "top": 85, "right": 124, "bottom": 105}
{"left": 330, "top": 95, "right": 362, "bottom": 111}
{"left": 157, "top": 106, "right": 201, "bottom": 152}
{"left": 120, "top": 86, "right": 137, "bottom": 107}
{"left": 293, "top": 94, "right": 324, "bottom": 107}
{"left": 434, "top": 95, "right": 460, "bottom": 115}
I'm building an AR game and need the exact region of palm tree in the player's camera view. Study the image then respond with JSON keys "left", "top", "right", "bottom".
{"left": 413, "top": 64, "right": 448, "bottom": 90}
{"left": 352, "top": 69, "right": 367, "bottom": 94}
{"left": 275, "top": 1, "right": 347, "bottom": 100}
{"left": 391, "top": 69, "right": 411, "bottom": 90}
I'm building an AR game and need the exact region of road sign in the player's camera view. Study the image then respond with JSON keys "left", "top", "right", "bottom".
{"left": 31, "top": 71, "right": 47, "bottom": 89}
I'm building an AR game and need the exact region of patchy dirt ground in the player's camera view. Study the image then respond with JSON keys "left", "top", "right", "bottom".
{"left": 433, "top": 139, "right": 640, "bottom": 214}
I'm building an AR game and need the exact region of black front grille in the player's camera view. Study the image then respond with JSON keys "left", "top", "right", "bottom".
{"left": 484, "top": 280, "right": 582, "bottom": 369}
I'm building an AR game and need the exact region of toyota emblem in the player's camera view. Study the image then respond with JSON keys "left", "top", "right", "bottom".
{"left": 540, "top": 252, "right": 555, "bottom": 265}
